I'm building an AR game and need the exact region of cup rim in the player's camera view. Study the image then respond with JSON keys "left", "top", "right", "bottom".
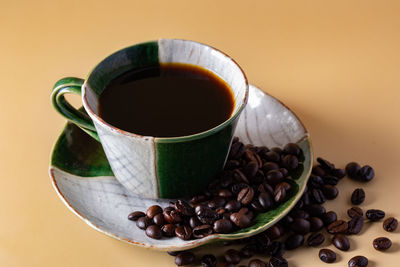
{"left": 82, "top": 38, "right": 249, "bottom": 143}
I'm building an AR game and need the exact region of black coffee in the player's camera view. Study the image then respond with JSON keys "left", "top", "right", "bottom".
{"left": 98, "top": 63, "right": 235, "bottom": 137}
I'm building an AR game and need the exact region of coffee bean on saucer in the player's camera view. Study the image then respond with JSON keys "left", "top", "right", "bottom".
{"left": 136, "top": 216, "right": 153, "bottom": 230}
{"left": 274, "top": 182, "right": 290, "bottom": 203}
{"left": 347, "top": 215, "right": 364, "bottom": 235}
{"left": 200, "top": 254, "right": 217, "bottom": 267}
{"left": 348, "top": 255, "right": 368, "bottom": 267}
{"left": 128, "top": 211, "right": 145, "bottom": 221}
{"left": 145, "top": 225, "right": 162, "bottom": 239}
{"left": 248, "top": 259, "right": 267, "bottom": 267}
{"left": 322, "top": 211, "right": 337, "bottom": 226}
{"left": 366, "top": 209, "right": 385, "bottom": 221}
{"left": 161, "top": 224, "right": 176, "bottom": 237}
{"left": 224, "top": 249, "right": 241, "bottom": 264}
{"left": 175, "top": 251, "right": 195, "bottom": 266}
{"left": 332, "top": 234, "right": 350, "bottom": 251}
{"left": 192, "top": 225, "right": 212, "bottom": 238}
{"left": 383, "top": 217, "right": 398, "bottom": 232}
{"left": 237, "top": 186, "right": 254, "bottom": 205}
{"left": 175, "top": 225, "right": 192, "bottom": 240}
{"left": 230, "top": 208, "right": 252, "bottom": 228}
{"left": 174, "top": 200, "right": 194, "bottom": 217}
{"left": 346, "top": 162, "right": 361, "bottom": 179}
{"left": 307, "top": 232, "right": 325, "bottom": 246}
{"left": 281, "top": 154, "right": 299, "bottom": 170}
{"left": 213, "top": 218, "right": 233, "bottom": 233}
{"left": 146, "top": 205, "right": 163, "bottom": 219}
{"left": 263, "top": 162, "right": 280, "bottom": 173}
{"left": 153, "top": 213, "right": 165, "bottom": 226}
{"left": 373, "top": 237, "right": 392, "bottom": 251}
{"left": 258, "top": 192, "right": 273, "bottom": 210}
{"left": 283, "top": 143, "right": 301, "bottom": 156}
{"left": 327, "top": 220, "right": 348, "bottom": 234}
{"left": 264, "top": 151, "right": 280, "bottom": 162}
{"left": 347, "top": 207, "right": 363, "bottom": 218}
{"left": 285, "top": 234, "right": 304, "bottom": 250}
{"left": 163, "top": 209, "right": 182, "bottom": 224}
{"left": 269, "top": 256, "right": 288, "bottom": 267}
{"left": 351, "top": 188, "right": 365, "bottom": 205}
{"left": 359, "top": 165, "right": 375, "bottom": 182}
{"left": 266, "top": 170, "right": 284, "bottom": 185}
{"left": 319, "top": 249, "right": 336, "bottom": 263}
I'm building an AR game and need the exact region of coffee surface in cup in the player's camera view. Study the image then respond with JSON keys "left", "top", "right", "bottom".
{"left": 99, "top": 63, "right": 235, "bottom": 137}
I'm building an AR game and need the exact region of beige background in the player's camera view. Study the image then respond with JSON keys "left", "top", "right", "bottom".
{"left": 1, "top": 0, "right": 399, "bottom": 266}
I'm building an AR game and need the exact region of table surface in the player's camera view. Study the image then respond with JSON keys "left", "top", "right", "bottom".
{"left": 1, "top": 0, "right": 399, "bottom": 266}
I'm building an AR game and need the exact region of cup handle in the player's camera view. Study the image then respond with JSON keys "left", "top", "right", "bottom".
{"left": 51, "top": 77, "right": 100, "bottom": 141}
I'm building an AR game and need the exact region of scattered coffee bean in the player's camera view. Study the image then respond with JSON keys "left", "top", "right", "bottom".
{"left": 383, "top": 217, "right": 398, "bottom": 232}
{"left": 307, "top": 232, "right": 325, "bottom": 246}
{"left": 265, "top": 225, "right": 282, "bottom": 240}
{"left": 311, "top": 188, "right": 326, "bottom": 204}
{"left": 322, "top": 175, "right": 339, "bottom": 186}
{"left": 332, "top": 234, "right": 350, "bottom": 251}
{"left": 308, "top": 174, "right": 324, "bottom": 189}
{"left": 351, "top": 188, "right": 365, "bottom": 205}
{"left": 285, "top": 234, "right": 304, "bottom": 250}
{"left": 267, "top": 241, "right": 285, "bottom": 257}
{"left": 331, "top": 168, "right": 345, "bottom": 178}
{"left": 200, "top": 254, "right": 217, "bottom": 267}
{"left": 306, "top": 204, "right": 326, "bottom": 218}
{"left": 309, "top": 217, "right": 324, "bottom": 232}
{"left": 346, "top": 162, "right": 361, "bottom": 179}
{"left": 327, "top": 220, "right": 348, "bottom": 234}
{"left": 175, "top": 251, "right": 195, "bottom": 266}
{"left": 248, "top": 259, "right": 267, "bottom": 267}
{"left": 240, "top": 243, "right": 257, "bottom": 258}
{"left": 312, "top": 165, "right": 326, "bottom": 177}
{"left": 269, "top": 256, "right": 288, "bottom": 267}
{"left": 322, "top": 211, "right": 337, "bottom": 226}
{"left": 347, "top": 207, "right": 363, "bottom": 218}
{"left": 317, "top": 157, "right": 335, "bottom": 171}
{"left": 146, "top": 205, "right": 163, "bottom": 219}
{"left": 224, "top": 249, "right": 241, "bottom": 264}
{"left": 136, "top": 216, "right": 153, "bottom": 230}
{"left": 348, "top": 255, "right": 368, "bottom": 267}
{"left": 319, "top": 249, "right": 336, "bottom": 263}
{"left": 359, "top": 165, "right": 374, "bottom": 182}
{"left": 373, "top": 237, "right": 392, "bottom": 251}
{"left": 175, "top": 225, "right": 192, "bottom": 240}
{"left": 167, "top": 251, "right": 181, "bottom": 256}
{"left": 322, "top": 185, "right": 339, "bottom": 200}
{"left": 366, "top": 209, "right": 385, "bottom": 221}
{"left": 347, "top": 215, "right": 364, "bottom": 235}
{"left": 145, "top": 225, "right": 162, "bottom": 239}
{"left": 128, "top": 211, "right": 145, "bottom": 221}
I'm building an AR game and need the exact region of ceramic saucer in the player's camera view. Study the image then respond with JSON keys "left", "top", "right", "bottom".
{"left": 49, "top": 84, "right": 313, "bottom": 251}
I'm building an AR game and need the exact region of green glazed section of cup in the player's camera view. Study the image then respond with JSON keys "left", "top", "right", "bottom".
{"left": 155, "top": 120, "right": 238, "bottom": 198}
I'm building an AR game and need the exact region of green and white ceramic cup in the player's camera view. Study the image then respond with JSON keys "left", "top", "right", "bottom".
{"left": 51, "top": 39, "right": 249, "bottom": 199}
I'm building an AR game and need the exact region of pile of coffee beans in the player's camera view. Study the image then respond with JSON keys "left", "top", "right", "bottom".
{"left": 127, "top": 137, "right": 397, "bottom": 266}
{"left": 128, "top": 137, "right": 305, "bottom": 241}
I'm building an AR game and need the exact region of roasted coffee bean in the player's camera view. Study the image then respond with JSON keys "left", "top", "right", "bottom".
{"left": 230, "top": 208, "right": 252, "bottom": 228}
{"left": 291, "top": 218, "right": 310, "bottom": 235}
{"left": 373, "top": 237, "right": 392, "bottom": 251}
{"left": 163, "top": 209, "right": 182, "bottom": 224}
{"left": 306, "top": 204, "right": 326, "bottom": 218}
{"left": 219, "top": 261, "right": 236, "bottom": 267}
{"left": 269, "top": 256, "right": 288, "bottom": 267}
{"left": 229, "top": 141, "right": 245, "bottom": 159}
{"left": 175, "top": 225, "right": 192, "bottom": 240}
{"left": 309, "top": 217, "right": 324, "bottom": 232}
{"left": 274, "top": 182, "right": 290, "bottom": 203}
{"left": 231, "top": 183, "right": 249, "bottom": 195}
{"left": 347, "top": 207, "right": 363, "bottom": 218}
{"left": 213, "top": 219, "right": 233, "bottom": 233}
{"left": 167, "top": 250, "right": 181, "bottom": 256}
{"left": 283, "top": 143, "right": 301, "bottom": 156}
{"left": 237, "top": 186, "right": 255, "bottom": 205}
{"left": 322, "top": 175, "right": 339, "bottom": 186}
{"left": 192, "top": 224, "right": 212, "bottom": 238}
{"left": 218, "top": 189, "right": 233, "bottom": 198}
{"left": 250, "top": 199, "right": 264, "bottom": 212}
{"left": 224, "top": 249, "right": 241, "bottom": 264}
{"left": 307, "top": 232, "right": 325, "bottom": 246}
{"left": 331, "top": 168, "right": 346, "bottom": 178}
{"left": 136, "top": 216, "right": 153, "bottom": 230}
{"left": 265, "top": 225, "right": 282, "bottom": 240}
{"left": 311, "top": 188, "right": 326, "bottom": 204}
{"left": 225, "top": 159, "right": 241, "bottom": 170}
{"left": 175, "top": 251, "right": 195, "bottom": 266}
{"left": 264, "top": 151, "right": 280, "bottom": 162}
{"left": 190, "top": 194, "right": 207, "bottom": 204}
{"left": 174, "top": 200, "right": 194, "bottom": 217}
{"left": 332, "top": 234, "right": 350, "bottom": 251}
{"left": 351, "top": 188, "right": 365, "bottom": 205}
{"left": 319, "top": 249, "right": 336, "bottom": 263}
{"left": 281, "top": 154, "right": 299, "bottom": 170}
{"left": 322, "top": 185, "right": 338, "bottom": 200}
{"left": 366, "top": 209, "right": 385, "bottom": 221}
{"left": 263, "top": 162, "right": 280, "bottom": 173}
{"left": 196, "top": 205, "right": 219, "bottom": 224}
{"left": 161, "top": 224, "right": 176, "bottom": 237}
{"left": 260, "top": 182, "right": 274, "bottom": 195}
{"left": 348, "top": 255, "right": 368, "bottom": 267}
{"left": 240, "top": 243, "right": 257, "bottom": 258}
{"left": 279, "top": 168, "right": 289, "bottom": 178}
{"left": 128, "top": 211, "right": 145, "bottom": 221}
{"left": 308, "top": 174, "right": 324, "bottom": 189}
{"left": 347, "top": 216, "right": 364, "bottom": 234}
{"left": 208, "top": 197, "right": 227, "bottom": 209}
{"left": 266, "top": 170, "right": 284, "bottom": 185}
{"left": 312, "top": 165, "right": 326, "bottom": 177}
{"left": 253, "top": 232, "right": 271, "bottom": 253}
{"left": 267, "top": 241, "right": 285, "bottom": 257}
{"left": 145, "top": 225, "right": 162, "bottom": 239}
{"left": 225, "top": 200, "right": 241, "bottom": 212}
{"left": 322, "top": 211, "right": 337, "bottom": 226}
{"left": 244, "top": 161, "right": 259, "bottom": 178}
{"left": 189, "top": 216, "right": 202, "bottom": 228}
{"left": 327, "top": 220, "right": 348, "bottom": 234}
{"left": 249, "top": 259, "right": 267, "bottom": 267}
{"left": 383, "top": 217, "right": 398, "bottom": 232}
{"left": 280, "top": 215, "right": 294, "bottom": 228}
{"left": 258, "top": 192, "right": 273, "bottom": 210}
{"left": 153, "top": 213, "right": 165, "bottom": 226}
{"left": 285, "top": 234, "right": 304, "bottom": 250}
{"left": 146, "top": 205, "right": 163, "bottom": 219}
{"left": 317, "top": 157, "right": 335, "bottom": 171}
{"left": 346, "top": 162, "right": 361, "bottom": 179}
{"left": 200, "top": 254, "right": 217, "bottom": 267}
{"left": 359, "top": 165, "right": 375, "bottom": 182}
{"left": 290, "top": 209, "right": 309, "bottom": 220}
